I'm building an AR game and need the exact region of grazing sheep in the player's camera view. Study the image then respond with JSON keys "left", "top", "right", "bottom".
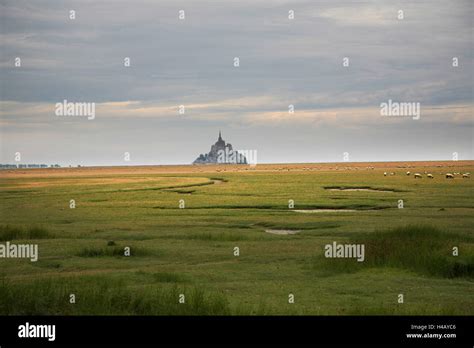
{"left": 414, "top": 173, "right": 422, "bottom": 179}
{"left": 427, "top": 174, "right": 434, "bottom": 178}
{"left": 446, "top": 173, "right": 454, "bottom": 179}
{"left": 462, "top": 173, "right": 470, "bottom": 178}
{"left": 384, "top": 172, "right": 387, "bottom": 176}
{"left": 390, "top": 172, "right": 395, "bottom": 176}
{"left": 406, "top": 171, "right": 411, "bottom": 176}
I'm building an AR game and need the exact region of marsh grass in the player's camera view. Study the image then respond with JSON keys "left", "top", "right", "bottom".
{"left": 118, "top": 181, "right": 215, "bottom": 193}
{"left": 151, "top": 203, "right": 389, "bottom": 210}
{"left": 0, "top": 276, "right": 230, "bottom": 315}
{"left": 0, "top": 225, "right": 52, "bottom": 241}
{"left": 76, "top": 245, "right": 150, "bottom": 257}
{"left": 149, "top": 272, "right": 188, "bottom": 283}
{"left": 315, "top": 225, "right": 474, "bottom": 278}
{"left": 175, "top": 232, "right": 254, "bottom": 241}
{"left": 1, "top": 166, "right": 473, "bottom": 315}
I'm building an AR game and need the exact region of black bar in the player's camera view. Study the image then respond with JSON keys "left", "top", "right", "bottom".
{"left": 0, "top": 316, "right": 472, "bottom": 345}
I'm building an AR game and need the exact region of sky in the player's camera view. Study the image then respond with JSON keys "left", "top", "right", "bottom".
{"left": 0, "top": 0, "right": 473, "bottom": 166}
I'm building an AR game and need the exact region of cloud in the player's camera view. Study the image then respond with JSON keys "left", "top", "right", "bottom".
{"left": 2, "top": 99, "right": 471, "bottom": 129}
{"left": 317, "top": 6, "right": 397, "bottom": 26}
{"left": 0, "top": 0, "right": 472, "bottom": 164}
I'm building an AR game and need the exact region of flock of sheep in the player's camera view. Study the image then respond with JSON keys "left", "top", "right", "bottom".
{"left": 383, "top": 171, "right": 470, "bottom": 179}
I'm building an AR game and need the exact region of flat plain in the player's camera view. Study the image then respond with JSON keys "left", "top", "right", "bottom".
{"left": 0, "top": 161, "right": 473, "bottom": 315}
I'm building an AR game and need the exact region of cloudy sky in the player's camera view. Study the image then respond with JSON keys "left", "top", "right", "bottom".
{"left": 0, "top": 0, "right": 472, "bottom": 166}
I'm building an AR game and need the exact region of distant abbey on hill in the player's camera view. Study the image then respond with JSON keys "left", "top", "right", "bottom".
{"left": 193, "top": 131, "right": 247, "bottom": 164}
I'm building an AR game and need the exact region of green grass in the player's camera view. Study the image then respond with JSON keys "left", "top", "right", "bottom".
{"left": 0, "top": 276, "right": 231, "bottom": 315}
{"left": 76, "top": 245, "right": 150, "bottom": 258}
{"left": 0, "top": 225, "right": 52, "bottom": 241}
{"left": 145, "top": 272, "right": 189, "bottom": 283}
{"left": 0, "top": 165, "right": 473, "bottom": 315}
{"left": 315, "top": 225, "right": 474, "bottom": 279}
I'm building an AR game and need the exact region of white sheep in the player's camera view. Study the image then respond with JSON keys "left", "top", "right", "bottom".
{"left": 384, "top": 172, "right": 387, "bottom": 176}
{"left": 427, "top": 174, "right": 434, "bottom": 178}
{"left": 414, "top": 173, "right": 422, "bottom": 178}
{"left": 462, "top": 173, "right": 470, "bottom": 178}
{"left": 446, "top": 173, "right": 454, "bottom": 179}
{"left": 406, "top": 171, "right": 411, "bottom": 176}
